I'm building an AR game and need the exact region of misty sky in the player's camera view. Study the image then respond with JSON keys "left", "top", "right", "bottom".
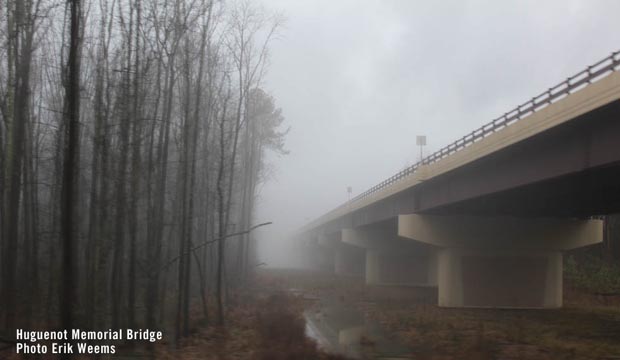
{"left": 252, "top": 0, "right": 620, "bottom": 267}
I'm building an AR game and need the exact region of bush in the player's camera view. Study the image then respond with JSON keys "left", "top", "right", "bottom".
{"left": 564, "top": 255, "right": 620, "bottom": 294}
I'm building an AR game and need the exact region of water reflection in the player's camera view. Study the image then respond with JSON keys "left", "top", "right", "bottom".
{"left": 302, "top": 292, "right": 412, "bottom": 359}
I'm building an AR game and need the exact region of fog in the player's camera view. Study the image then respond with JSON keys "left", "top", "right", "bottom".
{"left": 252, "top": 0, "right": 620, "bottom": 267}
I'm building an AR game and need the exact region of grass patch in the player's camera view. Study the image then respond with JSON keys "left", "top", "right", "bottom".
{"left": 565, "top": 255, "right": 620, "bottom": 294}
{"left": 265, "top": 268, "right": 620, "bottom": 360}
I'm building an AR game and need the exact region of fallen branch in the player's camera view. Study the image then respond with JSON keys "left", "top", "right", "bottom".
{"left": 159, "top": 222, "right": 272, "bottom": 272}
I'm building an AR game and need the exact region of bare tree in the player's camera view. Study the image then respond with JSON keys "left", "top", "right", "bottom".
{"left": 59, "top": 0, "right": 82, "bottom": 357}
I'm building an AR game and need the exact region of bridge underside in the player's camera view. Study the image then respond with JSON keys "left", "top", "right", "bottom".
{"left": 433, "top": 162, "right": 620, "bottom": 217}
{"left": 420, "top": 99, "right": 620, "bottom": 217}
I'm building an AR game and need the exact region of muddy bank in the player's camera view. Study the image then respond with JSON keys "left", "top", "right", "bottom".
{"left": 153, "top": 279, "right": 349, "bottom": 360}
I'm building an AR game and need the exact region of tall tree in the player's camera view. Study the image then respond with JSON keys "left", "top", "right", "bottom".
{"left": 60, "top": 0, "right": 82, "bottom": 355}
{"left": 2, "top": 0, "right": 41, "bottom": 330}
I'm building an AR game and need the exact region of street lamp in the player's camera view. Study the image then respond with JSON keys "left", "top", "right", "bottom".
{"left": 416, "top": 135, "right": 426, "bottom": 162}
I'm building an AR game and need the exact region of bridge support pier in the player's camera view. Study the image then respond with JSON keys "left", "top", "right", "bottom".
{"left": 364, "top": 248, "right": 437, "bottom": 286}
{"left": 342, "top": 227, "right": 437, "bottom": 287}
{"left": 436, "top": 248, "right": 562, "bottom": 308}
{"left": 334, "top": 242, "right": 365, "bottom": 277}
{"left": 316, "top": 232, "right": 365, "bottom": 277}
{"left": 399, "top": 214, "right": 603, "bottom": 308}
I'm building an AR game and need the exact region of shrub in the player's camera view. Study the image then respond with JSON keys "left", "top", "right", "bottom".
{"left": 564, "top": 255, "right": 620, "bottom": 294}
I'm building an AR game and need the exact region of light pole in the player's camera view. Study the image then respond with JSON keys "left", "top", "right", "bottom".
{"left": 416, "top": 135, "right": 427, "bottom": 162}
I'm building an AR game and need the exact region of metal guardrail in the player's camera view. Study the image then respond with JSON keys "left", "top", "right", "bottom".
{"left": 348, "top": 51, "right": 620, "bottom": 203}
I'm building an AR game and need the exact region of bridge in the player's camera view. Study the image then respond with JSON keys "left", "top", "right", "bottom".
{"left": 297, "top": 51, "right": 620, "bottom": 309}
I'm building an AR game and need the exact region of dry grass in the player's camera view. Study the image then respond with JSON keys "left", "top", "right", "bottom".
{"left": 265, "top": 268, "right": 620, "bottom": 360}
{"left": 154, "top": 284, "right": 350, "bottom": 360}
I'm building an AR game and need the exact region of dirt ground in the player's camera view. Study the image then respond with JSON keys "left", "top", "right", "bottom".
{"left": 6, "top": 268, "right": 616, "bottom": 359}
{"left": 264, "top": 268, "right": 620, "bottom": 360}
{"left": 153, "top": 275, "right": 349, "bottom": 360}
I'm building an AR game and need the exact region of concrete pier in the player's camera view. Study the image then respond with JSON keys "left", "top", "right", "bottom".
{"left": 342, "top": 224, "right": 437, "bottom": 287}
{"left": 399, "top": 214, "right": 603, "bottom": 308}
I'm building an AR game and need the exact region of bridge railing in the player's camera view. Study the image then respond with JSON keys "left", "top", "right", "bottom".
{"left": 348, "top": 51, "right": 620, "bottom": 204}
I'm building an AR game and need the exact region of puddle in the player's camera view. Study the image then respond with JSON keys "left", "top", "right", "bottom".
{"left": 301, "top": 292, "right": 412, "bottom": 359}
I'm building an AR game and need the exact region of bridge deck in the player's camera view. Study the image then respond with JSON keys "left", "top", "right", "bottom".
{"left": 302, "top": 53, "right": 620, "bottom": 234}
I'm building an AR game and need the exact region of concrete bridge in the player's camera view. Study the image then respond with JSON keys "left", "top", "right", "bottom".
{"left": 297, "top": 52, "right": 620, "bottom": 309}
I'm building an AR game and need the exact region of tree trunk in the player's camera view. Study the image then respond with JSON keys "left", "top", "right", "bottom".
{"left": 60, "top": 0, "right": 81, "bottom": 358}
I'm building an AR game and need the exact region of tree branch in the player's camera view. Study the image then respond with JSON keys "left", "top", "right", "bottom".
{"left": 159, "top": 221, "right": 272, "bottom": 272}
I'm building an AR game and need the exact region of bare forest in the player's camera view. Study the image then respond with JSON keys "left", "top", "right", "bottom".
{"left": 0, "top": 0, "right": 288, "bottom": 348}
